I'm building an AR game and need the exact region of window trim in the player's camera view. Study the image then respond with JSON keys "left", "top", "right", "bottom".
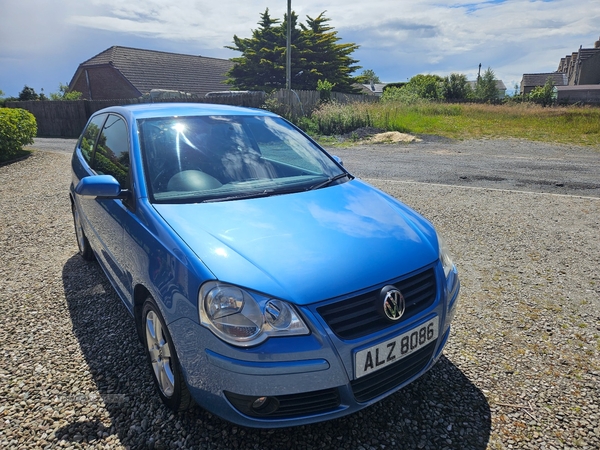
{"left": 91, "top": 113, "right": 132, "bottom": 191}
{"left": 79, "top": 113, "right": 108, "bottom": 167}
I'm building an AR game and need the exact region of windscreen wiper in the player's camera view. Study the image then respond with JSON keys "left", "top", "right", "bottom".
{"left": 201, "top": 189, "right": 276, "bottom": 203}
{"left": 308, "top": 173, "right": 353, "bottom": 191}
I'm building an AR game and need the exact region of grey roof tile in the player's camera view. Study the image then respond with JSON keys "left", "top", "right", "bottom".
{"left": 80, "top": 46, "right": 234, "bottom": 96}
{"left": 521, "top": 73, "right": 568, "bottom": 87}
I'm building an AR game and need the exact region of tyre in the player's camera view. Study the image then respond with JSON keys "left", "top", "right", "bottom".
{"left": 71, "top": 201, "right": 94, "bottom": 261}
{"left": 142, "top": 297, "right": 193, "bottom": 412}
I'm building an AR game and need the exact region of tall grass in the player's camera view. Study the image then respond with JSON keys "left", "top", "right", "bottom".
{"left": 309, "top": 100, "right": 600, "bottom": 146}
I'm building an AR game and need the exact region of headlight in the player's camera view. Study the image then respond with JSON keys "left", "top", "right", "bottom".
{"left": 438, "top": 234, "right": 454, "bottom": 279}
{"left": 199, "top": 282, "right": 310, "bottom": 347}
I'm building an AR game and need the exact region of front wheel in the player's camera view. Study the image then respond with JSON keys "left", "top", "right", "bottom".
{"left": 142, "top": 297, "right": 193, "bottom": 412}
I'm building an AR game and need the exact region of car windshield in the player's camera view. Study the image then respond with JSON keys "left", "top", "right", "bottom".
{"left": 138, "top": 115, "right": 347, "bottom": 203}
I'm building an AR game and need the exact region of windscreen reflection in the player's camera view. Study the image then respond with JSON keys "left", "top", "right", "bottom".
{"left": 139, "top": 115, "right": 345, "bottom": 203}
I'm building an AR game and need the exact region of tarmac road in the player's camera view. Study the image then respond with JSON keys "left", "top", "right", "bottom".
{"left": 331, "top": 137, "right": 600, "bottom": 198}
{"left": 27, "top": 136, "right": 600, "bottom": 198}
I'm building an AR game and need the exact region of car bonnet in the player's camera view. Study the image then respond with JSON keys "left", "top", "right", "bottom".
{"left": 152, "top": 180, "right": 439, "bottom": 306}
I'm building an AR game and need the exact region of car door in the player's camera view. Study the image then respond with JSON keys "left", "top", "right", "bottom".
{"left": 81, "top": 114, "right": 132, "bottom": 300}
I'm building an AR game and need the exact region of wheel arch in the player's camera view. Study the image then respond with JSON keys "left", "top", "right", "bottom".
{"left": 133, "top": 284, "right": 152, "bottom": 340}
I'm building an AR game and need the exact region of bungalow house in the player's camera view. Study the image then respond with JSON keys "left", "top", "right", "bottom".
{"left": 520, "top": 73, "right": 568, "bottom": 95}
{"left": 354, "top": 82, "right": 388, "bottom": 97}
{"left": 69, "top": 46, "right": 234, "bottom": 100}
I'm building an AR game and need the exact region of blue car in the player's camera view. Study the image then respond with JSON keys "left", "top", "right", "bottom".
{"left": 70, "top": 103, "right": 459, "bottom": 428}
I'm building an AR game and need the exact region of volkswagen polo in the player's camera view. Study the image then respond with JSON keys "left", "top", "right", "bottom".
{"left": 69, "top": 103, "right": 460, "bottom": 427}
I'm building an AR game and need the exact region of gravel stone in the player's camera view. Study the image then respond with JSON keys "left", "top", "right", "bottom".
{"left": 1, "top": 141, "right": 599, "bottom": 449}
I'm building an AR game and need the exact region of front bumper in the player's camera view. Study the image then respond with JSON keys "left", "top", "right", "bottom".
{"left": 169, "top": 268, "right": 460, "bottom": 428}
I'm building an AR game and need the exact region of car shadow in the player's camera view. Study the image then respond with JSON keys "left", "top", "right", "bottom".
{"left": 60, "top": 254, "right": 491, "bottom": 449}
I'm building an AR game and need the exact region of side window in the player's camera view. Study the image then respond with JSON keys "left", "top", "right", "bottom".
{"left": 94, "top": 115, "right": 130, "bottom": 188}
{"left": 79, "top": 114, "right": 107, "bottom": 165}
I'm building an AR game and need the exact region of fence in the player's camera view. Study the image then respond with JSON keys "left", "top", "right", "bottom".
{"left": 5, "top": 90, "right": 378, "bottom": 138}
{"left": 4, "top": 100, "right": 88, "bottom": 138}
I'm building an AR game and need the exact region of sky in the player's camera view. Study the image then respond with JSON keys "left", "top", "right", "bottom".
{"left": 1, "top": 0, "right": 599, "bottom": 98}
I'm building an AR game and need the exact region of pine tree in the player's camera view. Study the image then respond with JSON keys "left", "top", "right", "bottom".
{"left": 474, "top": 67, "right": 499, "bottom": 101}
{"left": 225, "top": 9, "right": 287, "bottom": 91}
{"left": 226, "top": 9, "right": 360, "bottom": 93}
{"left": 353, "top": 69, "right": 381, "bottom": 84}
{"left": 298, "top": 13, "right": 360, "bottom": 93}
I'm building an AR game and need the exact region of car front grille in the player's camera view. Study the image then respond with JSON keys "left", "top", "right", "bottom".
{"left": 225, "top": 388, "right": 341, "bottom": 419}
{"left": 317, "top": 268, "right": 437, "bottom": 340}
{"left": 350, "top": 341, "right": 436, "bottom": 402}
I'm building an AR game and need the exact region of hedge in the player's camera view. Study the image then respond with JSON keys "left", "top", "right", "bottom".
{"left": 0, "top": 108, "right": 37, "bottom": 158}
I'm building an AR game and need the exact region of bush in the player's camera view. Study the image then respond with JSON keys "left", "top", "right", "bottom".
{"left": 0, "top": 108, "right": 37, "bottom": 158}
{"left": 310, "top": 101, "right": 373, "bottom": 135}
{"left": 390, "top": 74, "right": 444, "bottom": 101}
{"left": 294, "top": 116, "right": 320, "bottom": 135}
{"left": 441, "top": 73, "right": 471, "bottom": 100}
{"left": 528, "top": 79, "right": 555, "bottom": 107}
{"left": 381, "top": 86, "right": 423, "bottom": 105}
{"left": 317, "top": 79, "right": 335, "bottom": 102}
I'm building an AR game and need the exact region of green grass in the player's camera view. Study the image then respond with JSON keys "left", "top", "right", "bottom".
{"left": 309, "top": 101, "right": 600, "bottom": 147}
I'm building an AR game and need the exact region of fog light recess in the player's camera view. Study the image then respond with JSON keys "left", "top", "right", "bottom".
{"left": 251, "top": 396, "right": 279, "bottom": 415}
{"left": 225, "top": 391, "right": 280, "bottom": 417}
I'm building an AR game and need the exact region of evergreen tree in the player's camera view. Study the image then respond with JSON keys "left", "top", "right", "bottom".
{"left": 226, "top": 9, "right": 360, "bottom": 93}
{"left": 474, "top": 67, "right": 499, "bottom": 101}
{"left": 225, "top": 9, "right": 288, "bottom": 91}
{"left": 353, "top": 69, "right": 381, "bottom": 84}
{"left": 18, "top": 86, "right": 39, "bottom": 101}
{"left": 298, "top": 13, "right": 360, "bottom": 93}
{"left": 442, "top": 73, "right": 470, "bottom": 100}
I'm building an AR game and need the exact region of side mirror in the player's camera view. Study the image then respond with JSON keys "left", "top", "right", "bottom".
{"left": 332, "top": 155, "right": 344, "bottom": 166}
{"left": 75, "top": 175, "right": 127, "bottom": 199}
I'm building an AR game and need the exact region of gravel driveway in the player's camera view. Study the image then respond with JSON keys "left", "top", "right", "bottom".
{"left": 1, "top": 139, "right": 599, "bottom": 449}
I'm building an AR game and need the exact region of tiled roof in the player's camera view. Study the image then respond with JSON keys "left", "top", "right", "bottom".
{"left": 555, "top": 47, "right": 600, "bottom": 82}
{"left": 354, "top": 83, "right": 387, "bottom": 95}
{"left": 78, "top": 46, "right": 234, "bottom": 96}
{"left": 577, "top": 48, "right": 600, "bottom": 61}
{"left": 521, "top": 73, "right": 568, "bottom": 87}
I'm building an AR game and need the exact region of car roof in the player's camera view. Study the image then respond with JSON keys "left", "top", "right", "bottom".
{"left": 92, "top": 102, "right": 277, "bottom": 121}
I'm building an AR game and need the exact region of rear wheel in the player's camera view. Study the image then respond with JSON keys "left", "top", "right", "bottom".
{"left": 142, "top": 297, "right": 193, "bottom": 411}
{"left": 71, "top": 201, "right": 94, "bottom": 261}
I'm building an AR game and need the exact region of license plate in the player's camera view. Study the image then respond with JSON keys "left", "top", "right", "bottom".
{"left": 354, "top": 317, "right": 439, "bottom": 379}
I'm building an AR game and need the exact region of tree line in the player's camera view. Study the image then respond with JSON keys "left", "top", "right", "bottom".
{"left": 1, "top": 83, "right": 82, "bottom": 105}
{"left": 382, "top": 69, "right": 501, "bottom": 103}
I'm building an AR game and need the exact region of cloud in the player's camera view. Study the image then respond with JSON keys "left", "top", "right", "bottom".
{"left": 1, "top": 0, "right": 599, "bottom": 96}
